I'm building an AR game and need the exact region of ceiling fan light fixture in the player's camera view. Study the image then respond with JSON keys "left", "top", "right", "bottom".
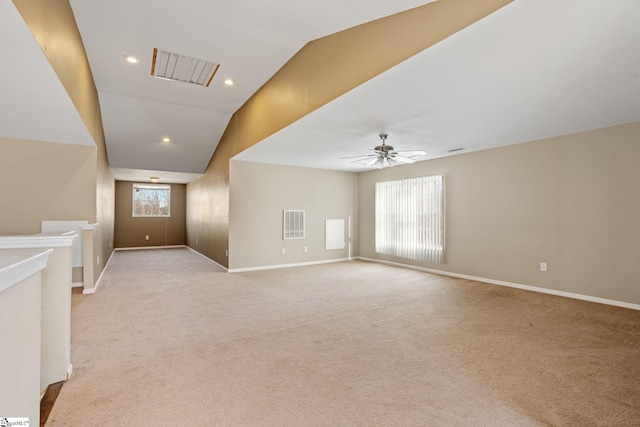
{"left": 344, "top": 133, "right": 427, "bottom": 169}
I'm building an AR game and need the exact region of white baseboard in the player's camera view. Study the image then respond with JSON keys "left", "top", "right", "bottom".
{"left": 115, "top": 245, "right": 186, "bottom": 251}
{"left": 229, "top": 258, "right": 350, "bottom": 273}
{"left": 186, "top": 246, "right": 228, "bottom": 271}
{"left": 83, "top": 250, "right": 115, "bottom": 295}
{"left": 71, "top": 282, "right": 84, "bottom": 288}
{"left": 67, "top": 363, "right": 73, "bottom": 380}
{"left": 356, "top": 257, "right": 640, "bottom": 311}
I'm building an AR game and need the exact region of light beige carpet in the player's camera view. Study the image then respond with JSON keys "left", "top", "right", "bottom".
{"left": 47, "top": 248, "right": 640, "bottom": 426}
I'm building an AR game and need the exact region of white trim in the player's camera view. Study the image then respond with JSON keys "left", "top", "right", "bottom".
{"left": 0, "top": 232, "right": 78, "bottom": 249}
{"left": 80, "top": 223, "right": 99, "bottom": 231}
{"left": 0, "top": 248, "right": 52, "bottom": 293}
{"left": 115, "top": 245, "right": 186, "bottom": 251}
{"left": 83, "top": 250, "right": 114, "bottom": 295}
{"left": 71, "top": 281, "right": 84, "bottom": 288}
{"left": 357, "top": 257, "right": 640, "bottom": 311}
{"left": 67, "top": 363, "right": 73, "bottom": 380}
{"left": 186, "top": 246, "right": 228, "bottom": 271}
{"left": 229, "top": 258, "right": 350, "bottom": 273}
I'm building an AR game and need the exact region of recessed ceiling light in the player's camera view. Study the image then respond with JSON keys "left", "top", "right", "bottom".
{"left": 224, "top": 79, "right": 234, "bottom": 86}
{"left": 125, "top": 55, "right": 140, "bottom": 64}
{"left": 162, "top": 137, "right": 171, "bottom": 143}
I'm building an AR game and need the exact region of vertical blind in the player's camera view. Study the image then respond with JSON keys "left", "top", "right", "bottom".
{"left": 375, "top": 174, "right": 445, "bottom": 264}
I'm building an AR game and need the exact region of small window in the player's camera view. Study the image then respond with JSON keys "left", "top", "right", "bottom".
{"left": 132, "top": 183, "right": 171, "bottom": 217}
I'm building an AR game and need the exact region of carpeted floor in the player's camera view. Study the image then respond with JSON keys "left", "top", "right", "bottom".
{"left": 47, "top": 248, "right": 640, "bottom": 426}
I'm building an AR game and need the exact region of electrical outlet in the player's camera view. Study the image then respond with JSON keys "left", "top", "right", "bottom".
{"left": 196, "top": 238, "right": 199, "bottom": 244}
{"left": 304, "top": 246, "right": 308, "bottom": 253}
{"left": 145, "top": 235, "right": 149, "bottom": 241}
{"left": 281, "top": 248, "right": 286, "bottom": 254}
{"left": 97, "top": 256, "right": 100, "bottom": 265}
{"left": 225, "top": 249, "right": 228, "bottom": 257}
{"left": 540, "top": 262, "right": 547, "bottom": 272}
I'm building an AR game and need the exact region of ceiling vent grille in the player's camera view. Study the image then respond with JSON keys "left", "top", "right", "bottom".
{"left": 283, "top": 210, "right": 305, "bottom": 240}
{"left": 150, "top": 48, "right": 219, "bottom": 87}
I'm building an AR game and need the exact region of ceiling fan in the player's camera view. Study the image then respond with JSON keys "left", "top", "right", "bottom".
{"left": 342, "top": 133, "right": 427, "bottom": 168}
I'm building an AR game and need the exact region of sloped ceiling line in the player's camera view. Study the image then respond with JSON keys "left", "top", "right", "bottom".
{"left": 218, "top": 0, "right": 513, "bottom": 161}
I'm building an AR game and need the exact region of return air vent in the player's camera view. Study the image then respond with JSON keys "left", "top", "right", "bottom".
{"left": 283, "top": 210, "right": 305, "bottom": 240}
{"left": 151, "top": 48, "right": 220, "bottom": 87}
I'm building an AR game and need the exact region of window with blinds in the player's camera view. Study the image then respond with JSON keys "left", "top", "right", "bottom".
{"left": 375, "top": 174, "right": 445, "bottom": 264}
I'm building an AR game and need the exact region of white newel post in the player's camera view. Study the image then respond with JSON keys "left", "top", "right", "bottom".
{"left": 0, "top": 248, "right": 52, "bottom": 426}
{"left": 80, "top": 223, "right": 99, "bottom": 294}
{"left": 0, "top": 232, "right": 78, "bottom": 396}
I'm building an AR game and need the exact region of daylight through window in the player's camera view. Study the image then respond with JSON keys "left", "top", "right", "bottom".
{"left": 132, "top": 183, "right": 171, "bottom": 217}
{"left": 375, "top": 174, "right": 445, "bottom": 263}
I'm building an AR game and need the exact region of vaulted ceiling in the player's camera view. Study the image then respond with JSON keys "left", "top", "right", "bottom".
{"left": 1, "top": 1, "right": 94, "bottom": 148}
{"left": 68, "top": 0, "right": 439, "bottom": 182}
{"left": 4, "top": 1, "right": 640, "bottom": 182}
{"left": 236, "top": 0, "right": 640, "bottom": 171}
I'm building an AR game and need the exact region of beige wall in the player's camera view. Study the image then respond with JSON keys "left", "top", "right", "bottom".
{"left": 228, "top": 161, "right": 358, "bottom": 270}
{"left": 187, "top": 0, "right": 512, "bottom": 268}
{"left": 0, "top": 137, "right": 96, "bottom": 234}
{"left": 358, "top": 122, "right": 640, "bottom": 305}
{"left": 115, "top": 182, "right": 186, "bottom": 248}
{"left": 12, "top": 0, "right": 115, "bottom": 284}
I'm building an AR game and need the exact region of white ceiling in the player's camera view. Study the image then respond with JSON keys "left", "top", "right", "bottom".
{"left": 236, "top": 0, "right": 640, "bottom": 171}
{"left": 67, "top": 0, "right": 437, "bottom": 182}
{"left": 5, "top": 1, "right": 640, "bottom": 182}
{"left": 1, "top": 1, "right": 94, "bottom": 147}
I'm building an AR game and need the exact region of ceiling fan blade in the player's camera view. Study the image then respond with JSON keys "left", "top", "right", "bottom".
{"left": 340, "top": 154, "right": 376, "bottom": 159}
{"left": 366, "top": 157, "right": 380, "bottom": 166}
{"left": 396, "top": 150, "right": 427, "bottom": 156}
{"left": 393, "top": 155, "right": 416, "bottom": 164}
{"left": 350, "top": 158, "right": 374, "bottom": 165}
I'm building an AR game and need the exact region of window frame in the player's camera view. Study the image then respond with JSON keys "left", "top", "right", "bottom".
{"left": 375, "top": 174, "right": 445, "bottom": 264}
{"left": 132, "top": 183, "right": 171, "bottom": 218}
